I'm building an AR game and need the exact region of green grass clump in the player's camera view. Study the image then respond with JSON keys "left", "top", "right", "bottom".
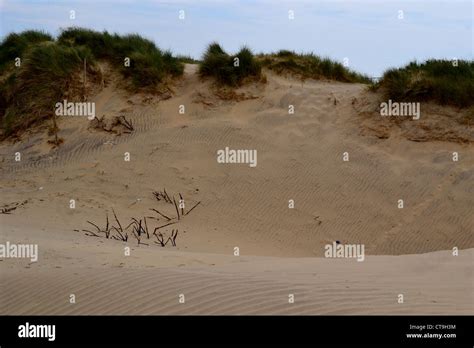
{"left": 58, "top": 28, "right": 184, "bottom": 89}
{"left": 120, "top": 50, "right": 183, "bottom": 88}
{"left": 0, "top": 30, "right": 53, "bottom": 71}
{"left": 0, "top": 28, "right": 185, "bottom": 137}
{"left": 1, "top": 42, "right": 97, "bottom": 136}
{"left": 372, "top": 59, "right": 474, "bottom": 108}
{"left": 199, "top": 43, "right": 262, "bottom": 86}
{"left": 176, "top": 55, "right": 200, "bottom": 64}
{"left": 258, "top": 50, "right": 371, "bottom": 83}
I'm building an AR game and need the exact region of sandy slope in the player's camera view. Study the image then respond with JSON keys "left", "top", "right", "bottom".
{"left": 0, "top": 64, "right": 473, "bottom": 314}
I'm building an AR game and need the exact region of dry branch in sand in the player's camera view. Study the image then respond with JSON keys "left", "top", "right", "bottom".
{"left": 173, "top": 197, "right": 180, "bottom": 220}
{"left": 0, "top": 206, "right": 17, "bottom": 214}
{"left": 110, "top": 208, "right": 128, "bottom": 241}
{"left": 184, "top": 201, "right": 201, "bottom": 216}
{"left": 152, "top": 189, "right": 173, "bottom": 204}
{"left": 78, "top": 189, "right": 200, "bottom": 248}
{"left": 154, "top": 229, "right": 178, "bottom": 247}
{"left": 0, "top": 200, "right": 28, "bottom": 214}
{"left": 128, "top": 217, "right": 149, "bottom": 246}
{"left": 89, "top": 115, "right": 134, "bottom": 135}
{"left": 82, "top": 212, "right": 111, "bottom": 238}
{"left": 150, "top": 208, "right": 172, "bottom": 221}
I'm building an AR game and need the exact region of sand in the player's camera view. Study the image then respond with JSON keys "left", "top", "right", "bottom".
{"left": 0, "top": 64, "right": 473, "bottom": 314}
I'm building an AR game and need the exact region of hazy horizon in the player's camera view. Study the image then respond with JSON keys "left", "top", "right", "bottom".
{"left": 0, "top": 0, "right": 472, "bottom": 76}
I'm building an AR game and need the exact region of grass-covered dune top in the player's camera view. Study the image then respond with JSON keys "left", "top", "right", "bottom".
{"left": 199, "top": 43, "right": 262, "bottom": 86}
{"left": 0, "top": 30, "right": 53, "bottom": 72}
{"left": 0, "top": 41, "right": 99, "bottom": 137}
{"left": 258, "top": 50, "right": 372, "bottom": 84}
{"left": 373, "top": 59, "right": 474, "bottom": 108}
{"left": 0, "top": 28, "right": 184, "bottom": 138}
{"left": 57, "top": 28, "right": 183, "bottom": 87}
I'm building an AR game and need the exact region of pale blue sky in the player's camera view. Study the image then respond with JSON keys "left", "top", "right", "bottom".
{"left": 0, "top": 0, "right": 472, "bottom": 76}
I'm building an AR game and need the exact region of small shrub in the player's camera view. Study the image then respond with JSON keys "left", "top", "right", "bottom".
{"left": 199, "top": 43, "right": 262, "bottom": 86}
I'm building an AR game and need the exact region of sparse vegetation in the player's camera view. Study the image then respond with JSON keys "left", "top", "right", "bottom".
{"left": 199, "top": 43, "right": 262, "bottom": 86}
{"left": 176, "top": 55, "right": 200, "bottom": 64}
{"left": 1, "top": 28, "right": 471, "bottom": 139}
{"left": 371, "top": 59, "right": 474, "bottom": 108}
{"left": 258, "top": 50, "right": 372, "bottom": 83}
{"left": 78, "top": 189, "right": 201, "bottom": 247}
{"left": 0, "top": 30, "right": 53, "bottom": 71}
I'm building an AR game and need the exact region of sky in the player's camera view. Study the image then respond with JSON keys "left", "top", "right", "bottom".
{"left": 0, "top": 0, "right": 472, "bottom": 76}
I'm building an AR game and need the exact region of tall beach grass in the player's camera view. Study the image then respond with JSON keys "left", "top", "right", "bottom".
{"left": 258, "top": 50, "right": 372, "bottom": 83}
{"left": 0, "top": 28, "right": 184, "bottom": 137}
{"left": 199, "top": 43, "right": 262, "bottom": 86}
{"left": 371, "top": 59, "right": 474, "bottom": 108}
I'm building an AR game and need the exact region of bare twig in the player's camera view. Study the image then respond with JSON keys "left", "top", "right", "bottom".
{"left": 0, "top": 200, "right": 28, "bottom": 214}
{"left": 132, "top": 219, "right": 146, "bottom": 245}
{"left": 82, "top": 212, "right": 111, "bottom": 238}
{"left": 173, "top": 197, "right": 180, "bottom": 220}
{"left": 118, "top": 115, "right": 134, "bottom": 131}
{"left": 164, "top": 189, "right": 172, "bottom": 203}
{"left": 0, "top": 206, "right": 17, "bottom": 214}
{"left": 105, "top": 212, "right": 110, "bottom": 238}
{"left": 82, "top": 229, "right": 101, "bottom": 237}
{"left": 179, "top": 193, "right": 184, "bottom": 216}
{"left": 86, "top": 220, "right": 101, "bottom": 231}
{"left": 144, "top": 217, "right": 150, "bottom": 239}
{"left": 152, "top": 191, "right": 163, "bottom": 202}
{"left": 185, "top": 201, "right": 201, "bottom": 216}
{"left": 112, "top": 209, "right": 123, "bottom": 231}
{"left": 110, "top": 209, "right": 128, "bottom": 241}
{"left": 150, "top": 208, "right": 172, "bottom": 221}
{"left": 154, "top": 232, "right": 168, "bottom": 247}
{"left": 170, "top": 229, "right": 178, "bottom": 246}
{"left": 153, "top": 221, "right": 177, "bottom": 233}
{"left": 111, "top": 226, "right": 128, "bottom": 241}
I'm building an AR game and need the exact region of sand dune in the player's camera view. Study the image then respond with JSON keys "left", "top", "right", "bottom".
{"left": 0, "top": 64, "right": 472, "bottom": 314}
{"left": 1, "top": 219, "right": 472, "bottom": 315}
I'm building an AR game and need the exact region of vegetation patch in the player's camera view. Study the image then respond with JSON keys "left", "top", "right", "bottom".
{"left": 58, "top": 28, "right": 184, "bottom": 90}
{"left": 371, "top": 59, "right": 474, "bottom": 108}
{"left": 258, "top": 50, "right": 371, "bottom": 83}
{"left": 0, "top": 28, "right": 184, "bottom": 138}
{"left": 0, "top": 41, "right": 99, "bottom": 137}
{"left": 176, "top": 55, "right": 201, "bottom": 64}
{"left": 199, "top": 43, "right": 262, "bottom": 86}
